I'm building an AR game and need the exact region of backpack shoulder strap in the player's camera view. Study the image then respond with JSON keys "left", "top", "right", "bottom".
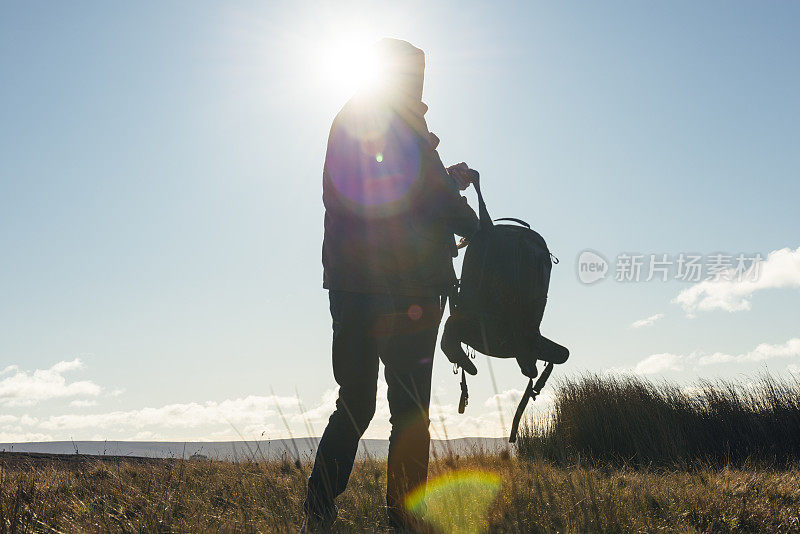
{"left": 471, "top": 172, "right": 493, "bottom": 229}
{"left": 509, "top": 362, "right": 554, "bottom": 443}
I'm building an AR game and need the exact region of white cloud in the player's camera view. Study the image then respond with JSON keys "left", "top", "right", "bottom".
{"left": 1, "top": 415, "right": 47, "bottom": 443}
{"left": 1, "top": 375, "right": 541, "bottom": 442}
{"left": 0, "top": 432, "right": 53, "bottom": 443}
{"left": 483, "top": 388, "right": 553, "bottom": 413}
{"left": 630, "top": 313, "right": 664, "bottom": 329}
{"left": 129, "top": 431, "right": 163, "bottom": 441}
{"left": 0, "top": 359, "right": 102, "bottom": 407}
{"left": 292, "top": 388, "right": 337, "bottom": 423}
{"left": 606, "top": 355, "right": 683, "bottom": 376}
{"left": 69, "top": 400, "right": 97, "bottom": 408}
{"left": 673, "top": 246, "right": 800, "bottom": 314}
{"left": 0, "top": 386, "right": 522, "bottom": 442}
{"left": 613, "top": 338, "right": 800, "bottom": 376}
{"left": 696, "top": 352, "right": 734, "bottom": 365}
{"left": 697, "top": 338, "right": 800, "bottom": 366}
{"left": 38, "top": 395, "right": 292, "bottom": 432}
{"left": 634, "top": 353, "right": 685, "bottom": 374}
{"left": 484, "top": 389, "right": 523, "bottom": 408}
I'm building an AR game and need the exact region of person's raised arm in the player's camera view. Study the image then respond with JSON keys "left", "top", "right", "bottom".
{"left": 425, "top": 149, "right": 480, "bottom": 238}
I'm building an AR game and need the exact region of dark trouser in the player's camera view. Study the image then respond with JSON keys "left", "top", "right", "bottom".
{"left": 305, "top": 290, "right": 442, "bottom": 525}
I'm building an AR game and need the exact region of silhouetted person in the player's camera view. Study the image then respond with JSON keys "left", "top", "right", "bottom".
{"left": 303, "top": 38, "right": 479, "bottom": 531}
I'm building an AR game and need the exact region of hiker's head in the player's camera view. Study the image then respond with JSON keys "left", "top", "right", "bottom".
{"left": 326, "top": 39, "right": 428, "bottom": 217}
{"left": 371, "top": 38, "right": 425, "bottom": 102}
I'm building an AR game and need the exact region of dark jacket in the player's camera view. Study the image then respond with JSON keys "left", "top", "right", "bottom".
{"left": 322, "top": 97, "right": 479, "bottom": 297}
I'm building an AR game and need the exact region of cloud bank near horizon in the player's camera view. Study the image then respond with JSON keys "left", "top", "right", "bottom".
{"left": 7, "top": 335, "right": 800, "bottom": 442}
{"left": 0, "top": 360, "right": 536, "bottom": 444}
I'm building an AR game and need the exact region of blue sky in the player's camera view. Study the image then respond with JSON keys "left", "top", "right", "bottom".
{"left": 1, "top": 1, "right": 798, "bottom": 442}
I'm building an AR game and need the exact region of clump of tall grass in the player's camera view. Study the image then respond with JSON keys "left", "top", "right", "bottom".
{"left": 516, "top": 373, "right": 800, "bottom": 468}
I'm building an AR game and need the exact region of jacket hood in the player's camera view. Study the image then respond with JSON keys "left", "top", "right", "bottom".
{"left": 371, "top": 38, "right": 425, "bottom": 103}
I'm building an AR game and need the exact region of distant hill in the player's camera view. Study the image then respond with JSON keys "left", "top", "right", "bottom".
{"left": 0, "top": 437, "right": 508, "bottom": 461}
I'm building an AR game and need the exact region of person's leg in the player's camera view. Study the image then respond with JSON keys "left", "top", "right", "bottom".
{"left": 305, "top": 291, "right": 380, "bottom": 521}
{"left": 378, "top": 295, "right": 441, "bottom": 527}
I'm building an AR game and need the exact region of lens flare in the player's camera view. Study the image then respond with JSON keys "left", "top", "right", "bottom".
{"left": 407, "top": 304, "right": 423, "bottom": 321}
{"left": 327, "top": 113, "right": 421, "bottom": 212}
{"left": 405, "top": 469, "right": 502, "bottom": 533}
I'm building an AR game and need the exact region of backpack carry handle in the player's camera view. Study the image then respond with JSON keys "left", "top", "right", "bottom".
{"left": 494, "top": 217, "right": 531, "bottom": 229}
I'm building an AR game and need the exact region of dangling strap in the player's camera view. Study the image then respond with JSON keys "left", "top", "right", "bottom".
{"left": 509, "top": 362, "right": 554, "bottom": 443}
{"left": 458, "top": 368, "right": 469, "bottom": 414}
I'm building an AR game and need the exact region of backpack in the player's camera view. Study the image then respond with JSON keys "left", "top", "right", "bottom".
{"left": 441, "top": 174, "right": 569, "bottom": 442}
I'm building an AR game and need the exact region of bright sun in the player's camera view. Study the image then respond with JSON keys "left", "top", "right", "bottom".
{"left": 319, "top": 36, "right": 383, "bottom": 97}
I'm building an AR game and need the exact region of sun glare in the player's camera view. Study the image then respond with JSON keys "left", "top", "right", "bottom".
{"left": 319, "top": 37, "right": 382, "bottom": 97}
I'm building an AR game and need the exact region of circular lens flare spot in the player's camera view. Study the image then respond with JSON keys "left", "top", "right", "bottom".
{"left": 406, "top": 469, "right": 502, "bottom": 533}
{"left": 407, "top": 304, "right": 423, "bottom": 321}
{"left": 326, "top": 115, "right": 421, "bottom": 211}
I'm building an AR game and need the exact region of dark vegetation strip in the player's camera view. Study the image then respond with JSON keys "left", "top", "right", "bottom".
{"left": 516, "top": 373, "right": 800, "bottom": 468}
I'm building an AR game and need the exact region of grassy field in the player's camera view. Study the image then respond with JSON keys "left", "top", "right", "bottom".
{"left": 2, "top": 373, "right": 800, "bottom": 533}
{"left": 2, "top": 452, "right": 800, "bottom": 533}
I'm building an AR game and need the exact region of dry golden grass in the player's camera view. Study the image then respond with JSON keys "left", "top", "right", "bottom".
{"left": 2, "top": 452, "right": 800, "bottom": 533}
{"left": 4, "top": 373, "right": 800, "bottom": 532}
